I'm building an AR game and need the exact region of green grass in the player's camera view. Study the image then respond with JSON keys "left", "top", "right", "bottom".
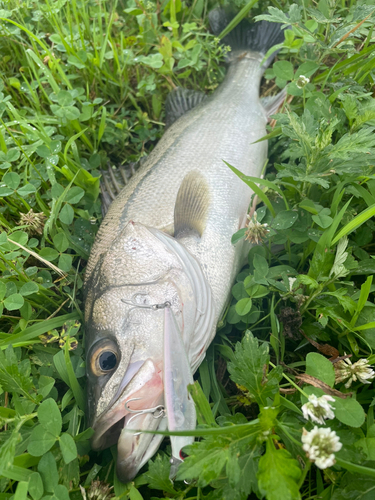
{"left": 1, "top": 0, "right": 375, "bottom": 499}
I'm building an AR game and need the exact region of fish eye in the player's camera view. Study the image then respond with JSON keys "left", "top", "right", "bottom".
{"left": 90, "top": 341, "right": 119, "bottom": 376}
{"left": 99, "top": 351, "right": 117, "bottom": 371}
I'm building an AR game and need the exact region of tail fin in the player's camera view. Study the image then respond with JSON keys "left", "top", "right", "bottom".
{"left": 209, "top": 9, "right": 285, "bottom": 67}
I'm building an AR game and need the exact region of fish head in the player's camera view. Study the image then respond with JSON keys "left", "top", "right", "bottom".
{"left": 84, "top": 221, "right": 200, "bottom": 480}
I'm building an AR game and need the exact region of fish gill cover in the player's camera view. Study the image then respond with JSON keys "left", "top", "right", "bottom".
{"left": 0, "top": 1, "right": 375, "bottom": 500}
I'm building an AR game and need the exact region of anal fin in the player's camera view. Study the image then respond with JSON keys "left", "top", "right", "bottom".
{"left": 261, "top": 88, "right": 287, "bottom": 120}
{"left": 165, "top": 88, "right": 206, "bottom": 128}
{"left": 174, "top": 171, "right": 210, "bottom": 238}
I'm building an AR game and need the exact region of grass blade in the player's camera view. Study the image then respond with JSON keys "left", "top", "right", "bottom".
{"left": 218, "top": 0, "right": 259, "bottom": 39}
{"left": 225, "top": 161, "right": 276, "bottom": 216}
{"left": 332, "top": 203, "right": 375, "bottom": 245}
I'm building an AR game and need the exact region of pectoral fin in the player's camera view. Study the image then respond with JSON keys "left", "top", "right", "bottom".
{"left": 163, "top": 306, "right": 196, "bottom": 478}
{"left": 174, "top": 171, "right": 210, "bottom": 238}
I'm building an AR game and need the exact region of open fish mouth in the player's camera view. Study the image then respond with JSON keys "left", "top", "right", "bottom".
{"left": 91, "top": 358, "right": 166, "bottom": 480}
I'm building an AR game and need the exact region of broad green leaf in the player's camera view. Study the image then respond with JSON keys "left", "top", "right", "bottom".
{"left": 312, "top": 208, "right": 333, "bottom": 229}
{"left": 38, "top": 398, "right": 62, "bottom": 436}
{"left": 51, "top": 183, "right": 64, "bottom": 199}
{"left": 295, "top": 61, "right": 320, "bottom": 78}
{"left": 6, "top": 148, "right": 21, "bottom": 162}
{"left": 59, "top": 204, "right": 74, "bottom": 225}
{"left": 258, "top": 439, "right": 301, "bottom": 500}
{"left": 37, "top": 375, "right": 55, "bottom": 399}
{"left": 53, "top": 485, "right": 70, "bottom": 500}
{"left": 3, "top": 172, "right": 20, "bottom": 190}
{"left": 59, "top": 433, "right": 77, "bottom": 464}
{"left": 28, "top": 472, "right": 44, "bottom": 500}
{"left": 232, "top": 282, "right": 248, "bottom": 301}
{"left": 65, "top": 186, "right": 84, "bottom": 204}
{"left": 334, "top": 397, "right": 366, "bottom": 428}
{"left": 28, "top": 425, "right": 56, "bottom": 456}
{"left": 306, "top": 353, "right": 335, "bottom": 387}
{"left": 56, "top": 90, "right": 73, "bottom": 106}
{"left": 53, "top": 233, "right": 69, "bottom": 253}
{"left": 37, "top": 452, "right": 59, "bottom": 493}
{"left": 273, "top": 61, "right": 294, "bottom": 81}
{"left": 235, "top": 297, "right": 252, "bottom": 316}
{"left": 253, "top": 254, "right": 269, "bottom": 285}
{"left": 39, "top": 247, "right": 59, "bottom": 262}
{"left": 272, "top": 210, "right": 298, "bottom": 230}
{"left": 17, "top": 184, "right": 37, "bottom": 196}
{"left": 58, "top": 253, "right": 72, "bottom": 272}
{"left": 3, "top": 293, "right": 24, "bottom": 311}
{"left": 0, "top": 186, "right": 15, "bottom": 196}
{"left": 19, "top": 282, "right": 39, "bottom": 296}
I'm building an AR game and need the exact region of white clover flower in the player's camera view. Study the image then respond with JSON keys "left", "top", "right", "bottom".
{"left": 302, "top": 426, "right": 342, "bottom": 469}
{"left": 302, "top": 394, "right": 335, "bottom": 425}
{"left": 245, "top": 211, "right": 270, "bottom": 245}
{"left": 334, "top": 356, "right": 375, "bottom": 388}
{"left": 296, "top": 75, "right": 310, "bottom": 89}
{"left": 288, "top": 277, "right": 297, "bottom": 291}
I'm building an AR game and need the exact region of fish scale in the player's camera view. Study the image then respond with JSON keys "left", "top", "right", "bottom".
{"left": 85, "top": 11, "right": 286, "bottom": 483}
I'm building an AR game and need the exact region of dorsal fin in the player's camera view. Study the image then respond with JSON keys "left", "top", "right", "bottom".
{"left": 174, "top": 171, "right": 210, "bottom": 238}
{"left": 165, "top": 88, "right": 206, "bottom": 128}
{"left": 100, "top": 161, "right": 141, "bottom": 216}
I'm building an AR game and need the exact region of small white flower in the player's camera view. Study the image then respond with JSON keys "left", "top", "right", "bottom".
{"left": 245, "top": 211, "right": 270, "bottom": 245}
{"left": 334, "top": 355, "right": 375, "bottom": 388}
{"left": 296, "top": 75, "right": 310, "bottom": 89}
{"left": 302, "top": 394, "right": 335, "bottom": 425}
{"left": 288, "top": 277, "right": 297, "bottom": 291}
{"left": 302, "top": 426, "right": 342, "bottom": 469}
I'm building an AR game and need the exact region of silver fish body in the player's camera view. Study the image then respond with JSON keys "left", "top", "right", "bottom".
{"left": 84, "top": 15, "right": 285, "bottom": 482}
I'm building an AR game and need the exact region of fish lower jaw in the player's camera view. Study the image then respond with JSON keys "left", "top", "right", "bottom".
{"left": 91, "top": 368, "right": 164, "bottom": 451}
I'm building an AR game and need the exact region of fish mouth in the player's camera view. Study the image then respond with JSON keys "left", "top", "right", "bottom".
{"left": 91, "top": 358, "right": 165, "bottom": 481}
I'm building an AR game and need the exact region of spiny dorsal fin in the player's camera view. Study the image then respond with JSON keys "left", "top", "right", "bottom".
{"left": 100, "top": 161, "right": 142, "bottom": 217}
{"left": 174, "top": 171, "right": 210, "bottom": 237}
{"left": 165, "top": 88, "right": 206, "bottom": 128}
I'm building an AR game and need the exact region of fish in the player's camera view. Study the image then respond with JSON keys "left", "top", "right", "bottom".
{"left": 84, "top": 10, "right": 286, "bottom": 483}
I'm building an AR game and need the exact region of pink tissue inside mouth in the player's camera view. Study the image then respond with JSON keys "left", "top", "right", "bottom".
{"left": 91, "top": 360, "right": 164, "bottom": 450}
